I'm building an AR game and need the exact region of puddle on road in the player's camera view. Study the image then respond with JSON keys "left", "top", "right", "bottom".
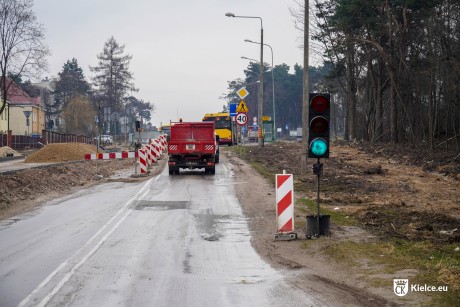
{"left": 194, "top": 213, "right": 249, "bottom": 242}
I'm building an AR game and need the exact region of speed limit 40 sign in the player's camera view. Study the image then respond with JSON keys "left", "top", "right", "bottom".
{"left": 235, "top": 112, "right": 248, "bottom": 126}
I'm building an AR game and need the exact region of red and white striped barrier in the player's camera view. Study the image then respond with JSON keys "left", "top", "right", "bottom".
{"left": 275, "top": 173, "right": 297, "bottom": 239}
{"left": 146, "top": 145, "right": 152, "bottom": 166}
{"left": 138, "top": 149, "right": 148, "bottom": 174}
{"left": 151, "top": 140, "right": 160, "bottom": 158}
{"left": 84, "top": 134, "right": 168, "bottom": 176}
{"left": 148, "top": 144, "right": 157, "bottom": 164}
{"left": 160, "top": 135, "right": 168, "bottom": 153}
{"left": 85, "top": 151, "right": 138, "bottom": 160}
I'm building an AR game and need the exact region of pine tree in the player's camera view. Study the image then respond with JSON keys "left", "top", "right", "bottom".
{"left": 90, "top": 37, "right": 137, "bottom": 134}
{"left": 54, "top": 58, "right": 90, "bottom": 109}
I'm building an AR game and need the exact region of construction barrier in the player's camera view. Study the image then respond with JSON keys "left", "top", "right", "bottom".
{"left": 151, "top": 140, "right": 160, "bottom": 158}
{"left": 149, "top": 144, "right": 158, "bottom": 163}
{"left": 159, "top": 135, "right": 167, "bottom": 151}
{"left": 84, "top": 134, "right": 168, "bottom": 176}
{"left": 138, "top": 149, "right": 148, "bottom": 174}
{"left": 84, "top": 151, "right": 138, "bottom": 160}
{"left": 274, "top": 173, "right": 297, "bottom": 240}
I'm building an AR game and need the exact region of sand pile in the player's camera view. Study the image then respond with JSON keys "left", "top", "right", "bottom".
{"left": 0, "top": 146, "right": 22, "bottom": 158}
{"left": 25, "top": 143, "right": 98, "bottom": 163}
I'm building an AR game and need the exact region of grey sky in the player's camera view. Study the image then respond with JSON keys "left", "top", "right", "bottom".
{"left": 34, "top": 0, "right": 307, "bottom": 127}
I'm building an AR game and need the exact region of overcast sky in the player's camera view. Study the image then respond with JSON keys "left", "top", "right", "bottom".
{"left": 34, "top": 0, "right": 309, "bottom": 128}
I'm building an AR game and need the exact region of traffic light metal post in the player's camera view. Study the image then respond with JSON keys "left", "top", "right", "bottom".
{"left": 312, "top": 159, "right": 323, "bottom": 237}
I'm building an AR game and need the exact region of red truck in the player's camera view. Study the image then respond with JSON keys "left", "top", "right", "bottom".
{"left": 167, "top": 121, "right": 219, "bottom": 175}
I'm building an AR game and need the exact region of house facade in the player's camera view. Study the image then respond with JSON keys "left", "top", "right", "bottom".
{"left": 0, "top": 97, "right": 8, "bottom": 133}
{"left": 4, "top": 79, "right": 46, "bottom": 136}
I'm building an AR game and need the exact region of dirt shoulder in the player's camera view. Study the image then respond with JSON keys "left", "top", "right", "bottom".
{"left": 225, "top": 150, "right": 396, "bottom": 306}
{"left": 0, "top": 158, "right": 166, "bottom": 220}
{"left": 225, "top": 141, "right": 460, "bottom": 306}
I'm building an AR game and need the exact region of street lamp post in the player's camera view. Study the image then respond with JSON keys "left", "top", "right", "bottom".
{"left": 226, "top": 12, "right": 264, "bottom": 147}
{"left": 244, "top": 39, "right": 276, "bottom": 141}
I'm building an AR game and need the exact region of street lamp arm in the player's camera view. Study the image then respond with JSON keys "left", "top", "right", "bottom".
{"left": 244, "top": 39, "right": 273, "bottom": 53}
{"left": 225, "top": 13, "right": 263, "bottom": 29}
{"left": 241, "top": 56, "right": 258, "bottom": 62}
{"left": 244, "top": 39, "right": 274, "bottom": 69}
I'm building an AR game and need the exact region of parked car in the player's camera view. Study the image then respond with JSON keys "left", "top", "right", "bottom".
{"left": 100, "top": 135, "right": 113, "bottom": 145}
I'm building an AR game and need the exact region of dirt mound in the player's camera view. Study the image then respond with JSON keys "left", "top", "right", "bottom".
{"left": 0, "top": 146, "right": 21, "bottom": 158}
{"left": 25, "top": 143, "right": 97, "bottom": 163}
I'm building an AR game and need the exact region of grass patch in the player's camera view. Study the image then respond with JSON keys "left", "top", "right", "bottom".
{"left": 325, "top": 240, "right": 460, "bottom": 304}
{"left": 250, "top": 161, "right": 276, "bottom": 185}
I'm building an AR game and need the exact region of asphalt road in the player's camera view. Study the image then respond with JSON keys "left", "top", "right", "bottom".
{"left": 0, "top": 162, "right": 315, "bottom": 307}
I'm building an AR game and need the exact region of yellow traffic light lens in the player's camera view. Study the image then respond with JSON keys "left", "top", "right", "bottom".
{"left": 310, "top": 116, "right": 329, "bottom": 134}
{"left": 310, "top": 138, "right": 328, "bottom": 156}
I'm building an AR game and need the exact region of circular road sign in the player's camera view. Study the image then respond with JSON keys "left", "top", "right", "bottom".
{"left": 235, "top": 112, "right": 248, "bottom": 126}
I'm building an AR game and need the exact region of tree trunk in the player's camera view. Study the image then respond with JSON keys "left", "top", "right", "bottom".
{"left": 428, "top": 68, "right": 434, "bottom": 150}
{"left": 390, "top": 79, "right": 398, "bottom": 143}
{"left": 346, "top": 43, "right": 356, "bottom": 140}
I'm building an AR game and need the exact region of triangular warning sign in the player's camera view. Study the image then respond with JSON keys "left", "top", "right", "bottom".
{"left": 236, "top": 100, "right": 249, "bottom": 112}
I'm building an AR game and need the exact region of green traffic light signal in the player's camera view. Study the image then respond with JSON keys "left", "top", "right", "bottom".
{"left": 310, "top": 138, "right": 328, "bottom": 156}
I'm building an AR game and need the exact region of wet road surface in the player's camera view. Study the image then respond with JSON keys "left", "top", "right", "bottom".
{"left": 0, "top": 160, "right": 314, "bottom": 306}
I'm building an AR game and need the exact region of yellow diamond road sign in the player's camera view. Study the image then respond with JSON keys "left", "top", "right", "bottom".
{"left": 236, "top": 100, "right": 249, "bottom": 113}
{"left": 236, "top": 87, "right": 249, "bottom": 100}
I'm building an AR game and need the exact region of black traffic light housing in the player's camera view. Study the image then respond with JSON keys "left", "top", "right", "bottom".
{"left": 308, "top": 93, "right": 330, "bottom": 158}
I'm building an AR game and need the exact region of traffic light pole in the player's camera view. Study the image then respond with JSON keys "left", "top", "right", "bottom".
{"left": 307, "top": 92, "right": 330, "bottom": 237}
{"left": 312, "top": 158, "right": 323, "bottom": 237}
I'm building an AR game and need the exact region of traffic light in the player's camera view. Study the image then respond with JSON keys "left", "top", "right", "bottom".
{"left": 135, "top": 120, "right": 141, "bottom": 132}
{"left": 308, "top": 93, "right": 330, "bottom": 158}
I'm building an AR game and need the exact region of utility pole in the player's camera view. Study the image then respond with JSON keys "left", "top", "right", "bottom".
{"left": 301, "top": 0, "right": 309, "bottom": 175}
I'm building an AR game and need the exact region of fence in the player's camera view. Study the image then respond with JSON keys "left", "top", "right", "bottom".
{"left": 1, "top": 130, "right": 95, "bottom": 150}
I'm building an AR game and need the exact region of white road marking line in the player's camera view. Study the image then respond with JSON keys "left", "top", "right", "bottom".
{"left": 18, "top": 175, "right": 158, "bottom": 307}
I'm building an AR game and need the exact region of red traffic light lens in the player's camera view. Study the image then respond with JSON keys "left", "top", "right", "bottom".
{"left": 310, "top": 95, "right": 329, "bottom": 113}
{"left": 310, "top": 116, "right": 329, "bottom": 134}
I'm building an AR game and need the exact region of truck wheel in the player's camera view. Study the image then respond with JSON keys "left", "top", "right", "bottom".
{"left": 209, "top": 167, "right": 215, "bottom": 175}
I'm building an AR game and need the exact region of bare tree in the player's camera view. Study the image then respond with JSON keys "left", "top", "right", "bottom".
{"left": 0, "top": 0, "right": 50, "bottom": 117}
